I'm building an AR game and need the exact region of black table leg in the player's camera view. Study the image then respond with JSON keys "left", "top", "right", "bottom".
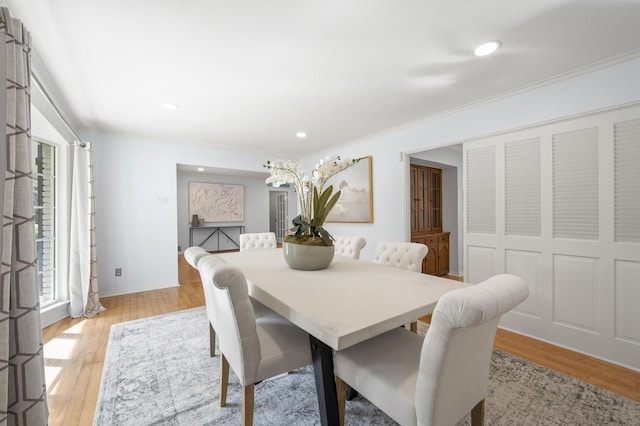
{"left": 309, "top": 335, "right": 339, "bottom": 426}
{"left": 346, "top": 385, "right": 359, "bottom": 400}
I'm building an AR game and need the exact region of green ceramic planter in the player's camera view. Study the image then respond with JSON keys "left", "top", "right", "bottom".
{"left": 282, "top": 242, "right": 334, "bottom": 271}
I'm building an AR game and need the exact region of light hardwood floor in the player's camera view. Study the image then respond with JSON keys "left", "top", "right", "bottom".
{"left": 42, "top": 256, "right": 640, "bottom": 426}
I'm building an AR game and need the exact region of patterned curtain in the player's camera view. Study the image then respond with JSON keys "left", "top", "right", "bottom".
{"left": 69, "top": 142, "right": 105, "bottom": 318}
{"left": 0, "top": 7, "right": 48, "bottom": 426}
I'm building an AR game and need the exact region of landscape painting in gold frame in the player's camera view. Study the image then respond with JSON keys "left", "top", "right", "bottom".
{"left": 325, "top": 156, "right": 373, "bottom": 223}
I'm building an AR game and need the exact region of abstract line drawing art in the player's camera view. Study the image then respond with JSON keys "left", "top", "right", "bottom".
{"left": 189, "top": 182, "right": 244, "bottom": 222}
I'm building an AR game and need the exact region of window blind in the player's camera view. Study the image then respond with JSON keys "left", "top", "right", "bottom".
{"left": 32, "top": 139, "right": 57, "bottom": 305}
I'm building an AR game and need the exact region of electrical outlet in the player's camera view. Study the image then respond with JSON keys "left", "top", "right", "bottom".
{"left": 115, "top": 268, "right": 122, "bottom": 277}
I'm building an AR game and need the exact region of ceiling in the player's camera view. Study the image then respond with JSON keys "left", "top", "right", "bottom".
{"left": 8, "top": 0, "right": 640, "bottom": 157}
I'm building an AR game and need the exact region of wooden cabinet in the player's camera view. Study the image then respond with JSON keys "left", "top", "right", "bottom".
{"left": 412, "top": 232, "right": 450, "bottom": 276}
{"left": 410, "top": 165, "right": 442, "bottom": 233}
{"left": 410, "top": 164, "right": 449, "bottom": 276}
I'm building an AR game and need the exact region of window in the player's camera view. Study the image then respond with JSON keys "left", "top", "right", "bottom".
{"left": 31, "top": 85, "right": 72, "bottom": 326}
{"left": 33, "top": 139, "right": 56, "bottom": 307}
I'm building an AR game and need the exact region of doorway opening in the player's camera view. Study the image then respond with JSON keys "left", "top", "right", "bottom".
{"left": 269, "top": 191, "right": 289, "bottom": 243}
{"left": 408, "top": 144, "right": 463, "bottom": 277}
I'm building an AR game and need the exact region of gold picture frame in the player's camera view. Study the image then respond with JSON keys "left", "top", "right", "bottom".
{"left": 326, "top": 156, "right": 373, "bottom": 223}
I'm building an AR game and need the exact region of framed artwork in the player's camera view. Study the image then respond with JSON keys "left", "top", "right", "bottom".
{"left": 189, "top": 182, "right": 244, "bottom": 222}
{"left": 326, "top": 156, "right": 373, "bottom": 223}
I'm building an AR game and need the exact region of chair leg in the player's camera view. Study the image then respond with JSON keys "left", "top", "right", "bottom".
{"left": 209, "top": 323, "right": 216, "bottom": 357}
{"left": 243, "top": 384, "right": 255, "bottom": 426}
{"left": 335, "top": 376, "right": 346, "bottom": 426}
{"left": 410, "top": 321, "right": 418, "bottom": 333}
{"left": 471, "top": 399, "right": 485, "bottom": 426}
{"left": 220, "top": 354, "right": 229, "bottom": 407}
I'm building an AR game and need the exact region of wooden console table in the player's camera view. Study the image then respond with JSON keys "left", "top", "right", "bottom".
{"left": 189, "top": 225, "right": 245, "bottom": 252}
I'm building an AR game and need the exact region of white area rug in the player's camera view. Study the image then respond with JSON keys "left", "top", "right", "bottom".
{"left": 94, "top": 307, "right": 640, "bottom": 425}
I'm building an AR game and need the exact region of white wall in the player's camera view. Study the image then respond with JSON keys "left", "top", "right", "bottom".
{"left": 87, "top": 57, "right": 640, "bottom": 297}
{"left": 306, "top": 58, "right": 640, "bottom": 262}
{"left": 88, "top": 130, "right": 281, "bottom": 296}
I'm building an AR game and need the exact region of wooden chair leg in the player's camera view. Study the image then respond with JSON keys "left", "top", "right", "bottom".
{"left": 410, "top": 321, "right": 418, "bottom": 333}
{"left": 471, "top": 399, "right": 485, "bottom": 426}
{"left": 209, "top": 323, "right": 216, "bottom": 357}
{"left": 335, "top": 376, "right": 347, "bottom": 426}
{"left": 243, "top": 384, "right": 255, "bottom": 426}
{"left": 220, "top": 354, "right": 229, "bottom": 407}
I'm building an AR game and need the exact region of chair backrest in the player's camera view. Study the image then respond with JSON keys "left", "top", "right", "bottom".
{"left": 415, "top": 274, "right": 529, "bottom": 425}
{"left": 374, "top": 241, "right": 427, "bottom": 272}
{"left": 239, "top": 232, "right": 278, "bottom": 251}
{"left": 333, "top": 235, "right": 367, "bottom": 259}
{"left": 199, "top": 259, "right": 261, "bottom": 385}
{"left": 184, "top": 246, "right": 208, "bottom": 268}
{"left": 191, "top": 251, "right": 229, "bottom": 331}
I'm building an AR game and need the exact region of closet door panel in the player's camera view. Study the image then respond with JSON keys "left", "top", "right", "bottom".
{"left": 464, "top": 105, "right": 640, "bottom": 370}
{"left": 505, "top": 249, "right": 540, "bottom": 318}
{"left": 615, "top": 260, "right": 640, "bottom": 344}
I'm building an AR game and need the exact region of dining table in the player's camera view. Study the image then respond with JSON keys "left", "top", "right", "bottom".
{"left": 218, "top": 248, "right": 467, "bottom": 426}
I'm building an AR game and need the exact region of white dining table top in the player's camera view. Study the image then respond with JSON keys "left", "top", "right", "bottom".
{"left": 218, "top": 249, "right": 468, "bottom": 351}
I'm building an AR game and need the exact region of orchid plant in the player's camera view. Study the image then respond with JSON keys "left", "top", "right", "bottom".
{"left": 265, "top": 155, "right": 363, "bottom": 245}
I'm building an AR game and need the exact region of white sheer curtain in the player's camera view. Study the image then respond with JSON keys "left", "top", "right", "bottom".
{"left": 69, "top": 141, "right": 105, "bottom": 318}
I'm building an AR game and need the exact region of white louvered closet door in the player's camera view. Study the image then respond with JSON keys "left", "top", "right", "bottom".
{"left": 613, "top": 118, "right": 640, "bottom": 350}
{"left": 614, "top": 119, "right": 640, "bottom": 243}
{"left": 466, "top": 147, "right": 496, "bottom": 234}
{"left": 552, "top": 128, "right": 599, "bottom": 240}
{"left": 464, "top": 104, "right": 640, "bottom": 372}
{"left": 505, "top": 138, "right": 541, "bottom": 237}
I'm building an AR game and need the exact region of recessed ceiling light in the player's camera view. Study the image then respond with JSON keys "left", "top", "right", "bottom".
{"left": 474, "top": 41, "right": 501, "bottom": 57}
{"left": 296, "top": 132, "right": 307, "bottom": 138}
{"left": 161, "top": 102, "right": 179, "bottom": 110}
{"left": 197, "top": 167, "right": 204, "bottom": 172}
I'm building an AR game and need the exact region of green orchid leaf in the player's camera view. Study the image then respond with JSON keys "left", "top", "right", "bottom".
{"left": 317, "top": 185, "right": 333, "bottom": 209}
{"left": 318, "top": 228, "right": 332, "bottom": 245}
{"left": 313, "top": 187, "right": 321, "bottom": 218}
{"left": 316, "top": 190, "right": 341, "bottom": 226}
{"left": 292, "top": 215, "right": 303, "bottom": 226}
{"left": 314, "top": 186, "right": 335, "bottom": 221}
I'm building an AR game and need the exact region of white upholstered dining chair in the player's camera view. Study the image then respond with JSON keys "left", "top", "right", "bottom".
{"left": 374, "top": 241, "right": 429, "bottom": 332}
{"left": 334, "top": 274, "right": 529, "bottom": 426}
{"left": 374, "top": 241, "right": 428, "bottom": 273}
{"left": 184, "top": 246, "right": 210, "bottom": 272}
{"left": 183, "top": 246, "right": 275, "bottom": 357}
{"left": 239, "top": 232, "right": 278, "bottom": 251}
{"left": 199, "top": 258, "right": 312, "bottom": 426}
{"left": 333, "top": 235, "right": 367, "bottom": 260}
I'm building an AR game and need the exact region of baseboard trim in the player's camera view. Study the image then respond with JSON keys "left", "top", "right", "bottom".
{"left": 99, "top": 282, "right": 180, "bottom": 298}
{"left": 41, "top": 301, "right": 70, "bottom": 328}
